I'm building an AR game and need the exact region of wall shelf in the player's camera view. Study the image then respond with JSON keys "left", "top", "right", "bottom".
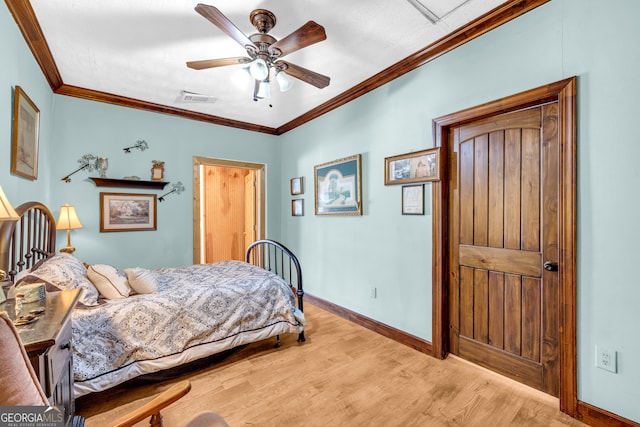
{"left": 89, "top": 177, "right": 168, "bottom": 190}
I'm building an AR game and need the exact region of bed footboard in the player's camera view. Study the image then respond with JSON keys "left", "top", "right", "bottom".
{"left": 246, "top": 239, "right": 305, "bottom": 342}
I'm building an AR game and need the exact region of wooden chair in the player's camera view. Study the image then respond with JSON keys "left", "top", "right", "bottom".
{"left": 0, "top": 311, "right": 228, "bottom": 427}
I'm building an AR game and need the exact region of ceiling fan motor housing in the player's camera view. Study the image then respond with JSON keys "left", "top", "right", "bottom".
{"left": 250, "top": 9, "right": 276, "bottom": 34}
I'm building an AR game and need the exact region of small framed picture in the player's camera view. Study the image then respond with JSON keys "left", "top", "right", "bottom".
{"left": 290, "top": 177, "right": 304, "bottom": 195}
{"left": 11, "top": 86, "right": 40, "bottom": 180}
{"left": 292, "top": 199, "right": 304, "bottom": 216}
{"left": 100, "top": 192, "right": 157, "bottom": 232}
{"left": 402, "top": 184, "right": 424, "bottom": 215}
{"left": 385, "top": 147, "right": 440, "bottom": 185}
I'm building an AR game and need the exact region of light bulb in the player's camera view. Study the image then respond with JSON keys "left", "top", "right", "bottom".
{"left": 249, "top": 58, "right": 269, "bottom": 81}
{"left": 276, "top": 71, "right": 294, "bottom": 92}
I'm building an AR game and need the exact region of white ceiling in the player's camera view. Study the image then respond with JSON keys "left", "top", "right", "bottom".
{"left": 28, "top": 0, "right": 508, "bottom": 130}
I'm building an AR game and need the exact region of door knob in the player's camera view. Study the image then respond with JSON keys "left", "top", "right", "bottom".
{"left": 543, "top": 261, "right": 558, "bottom": 272}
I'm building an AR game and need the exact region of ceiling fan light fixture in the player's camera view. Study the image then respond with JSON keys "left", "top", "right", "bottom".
{"left": 256, "top": 79, "right": 271, "bottom": 99}
{"left": 276, "top": 71, "right": 294, "bottom": 92}
{"left": 249, "top": 58, "right": 269, "bottom": 80}
{"left": 232, "top": 66, "right": 252, "bottom": 89}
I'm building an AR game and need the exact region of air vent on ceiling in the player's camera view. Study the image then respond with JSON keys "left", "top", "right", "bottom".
{"left": 179, "top": 90, "right": 217, "bottom": 103}
{"left": 406, "top": 0, "right": 440, "bottom": 24}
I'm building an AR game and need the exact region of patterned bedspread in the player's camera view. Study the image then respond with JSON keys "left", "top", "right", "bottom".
{"left": 71, "top": 260, "right": 305, "bottom": 394}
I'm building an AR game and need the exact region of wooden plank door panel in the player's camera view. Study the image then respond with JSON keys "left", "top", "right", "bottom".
{"left": 449, "top": 105, "right": 560, "bottom": 396}
{"left": 521, "top": 129, "right": 541, "bottom": 252}
{"left": 488, "top": 131, "right": 505, "bottom": 248}
{"left": 504, "top": 129, "right": 522, "bottom": 250}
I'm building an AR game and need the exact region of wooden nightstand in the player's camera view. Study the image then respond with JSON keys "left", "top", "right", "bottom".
{"left": 0, "top": 289, "right": 81, "bottom": 427}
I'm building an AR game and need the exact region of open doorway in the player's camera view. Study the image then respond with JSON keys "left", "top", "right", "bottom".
{"left": 193, "top": 156, "right": 265, "bottom": 264}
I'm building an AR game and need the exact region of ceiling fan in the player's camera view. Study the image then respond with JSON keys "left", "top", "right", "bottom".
{"left": 187, "top": 4, "right": 330, "bottom": 101}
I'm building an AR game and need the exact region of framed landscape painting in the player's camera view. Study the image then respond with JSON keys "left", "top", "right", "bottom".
{"left": 100, "top": 192, "right": 157, "bottom": 232}
{"left": 11, "top": 86, "right": 40, "bottom": 180}
{"left": 314, "top": 154, "right": 362, "bottom": 216}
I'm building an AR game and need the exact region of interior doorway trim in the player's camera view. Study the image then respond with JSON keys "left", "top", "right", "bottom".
{"left": 430, "top": 77, "right": 577, "bottom": 415}
{"left": 192, "top": 156, "right": 266, "bottom": 264}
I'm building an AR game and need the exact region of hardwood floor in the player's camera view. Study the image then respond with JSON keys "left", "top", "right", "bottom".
{"left": 77, "top": 303, "right": 586, "bottom": 426}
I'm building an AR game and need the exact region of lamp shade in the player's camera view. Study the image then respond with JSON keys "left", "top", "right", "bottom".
{"left": 0, "top": 185, "right": 19, "bottom": 221}
{"left": 256, "top": 80, "right": 271, "bottom": 99}
{"left": 232, "top": 66, "right": 252, "bottom": 89}
{"left": 276, "top": 71, "right": 294, "bottom": 92}
{"left": 56, "top": 204, "right": 83, "bottom": 230}
{"left": 249, "top": 58, "right": 269, "bottom": 81}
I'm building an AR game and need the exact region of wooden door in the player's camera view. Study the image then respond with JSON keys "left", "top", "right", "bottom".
{"left": 203, "top": 165, "right": 249, "bottom": 262}
{"left": 448, "top": 105, "right": 560, "bottom": 396}
{"left": 244, "top": 170, "right": 256, "bottom": 250}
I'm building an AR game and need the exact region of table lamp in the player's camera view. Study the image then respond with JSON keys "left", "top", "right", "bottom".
{"left": 56, "top": 204, "right": 83, "bottom": 254}
{"left": 0, "top": 185, "right": 19, "bottom": 221}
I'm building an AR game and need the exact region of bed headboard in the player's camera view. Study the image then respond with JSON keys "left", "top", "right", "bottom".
{"left": 0, "top": 202, "right": 57, "bottom": 282}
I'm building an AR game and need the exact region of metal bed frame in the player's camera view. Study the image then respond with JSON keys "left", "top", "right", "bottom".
{"left": 0, "top": 202, "right": 57, "bottom": 282}
{"left": 246, "top": 239, "right": 306, "bottom": 344}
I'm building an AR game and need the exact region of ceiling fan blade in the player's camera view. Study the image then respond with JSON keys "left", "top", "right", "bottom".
{"left": 269, "top": 21, "right": 327, "bottom": 58}
{"left": 195, "top": 4, "right": 256, "bottom": 50}
{"left": 278, "top": 61, "right": 330, "bottom": 89}
{"left": 187, "top": 57, "right": 249, "bottom": 70}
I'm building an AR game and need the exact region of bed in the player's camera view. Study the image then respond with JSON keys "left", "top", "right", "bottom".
{"left": 0, "top": 201, "right": 306, "bottom": 397}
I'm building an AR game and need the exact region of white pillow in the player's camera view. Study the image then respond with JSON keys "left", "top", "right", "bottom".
{"left": 27, "top": 253, "right": 100, "bottom": 307}
{"left": 124, "top": 267, "right": 158, "bottom": 294}
{"left": 87, "top": 264, "right": 131, "bottom": 300}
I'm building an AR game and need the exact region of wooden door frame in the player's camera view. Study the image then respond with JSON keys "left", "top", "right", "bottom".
{"left": 431, "top": 77, "right": 577, "bottom": 415}
{"left": 192, "top": 156, "right": 266, "bottom": 264}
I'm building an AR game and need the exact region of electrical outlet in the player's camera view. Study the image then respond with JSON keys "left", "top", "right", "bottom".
{"left": 595, "top": 345, "right": 617, "bottom": 373}
{"left": 371, "top": 287, "right": 377, "bottom": 299}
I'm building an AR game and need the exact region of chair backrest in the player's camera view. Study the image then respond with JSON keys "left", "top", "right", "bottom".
{"left": 0, "top": 311, "right": 49, "bottom": 406}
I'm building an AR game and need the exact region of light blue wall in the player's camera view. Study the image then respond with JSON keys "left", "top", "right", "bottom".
{"left": 50, "top": 96, "right": 280, "bottom": 268}
{"left": 3, "top": 0, "right": 640, "bottom": 423}
{"left": 1, "top": 3, "right": 54, "bottom": 205}
{"left": 279, "top": 0, "right": 640, "bottom": 422}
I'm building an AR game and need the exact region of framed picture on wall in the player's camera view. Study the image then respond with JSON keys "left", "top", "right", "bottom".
{"left": 292, "top": 199, "right": 304, "bottom": 216}
{"left": 402, "top": 184, "right": 424, "bottom": 215}
{"left": 290, "top": 177, "right": 304, "bottom": 195}
{"left": 100, "top": 192, "right": 157, "bottom": 232}
{"left": 384, "top": 147, "right": 440, "bottom": 185}
{"left": 11, "top": 86, "right": 40, "bottom": 180}
{"left": 314, "top": 154, "right": 362, "bottom": 216}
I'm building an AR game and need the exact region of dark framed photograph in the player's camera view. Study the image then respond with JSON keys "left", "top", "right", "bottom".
{"left": 292, "top": 199, "right": 304, "bottom": 216}
{"left": 314, "top": 154, "right": 362, "bottom": 216}
{"left": 100, "top": 192, "right": 157, "bottom": 232}
{"left": 11, "top": 86, "right": 40, "bottom": 180}
{"left": 402, "top": 184, "right": 425, "bottom": 215}
{"left": 384, "top": 147, "right": 440, "bottom": 185}
{"left": 290, "top": 177, "right": 304, "bottom": 195}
